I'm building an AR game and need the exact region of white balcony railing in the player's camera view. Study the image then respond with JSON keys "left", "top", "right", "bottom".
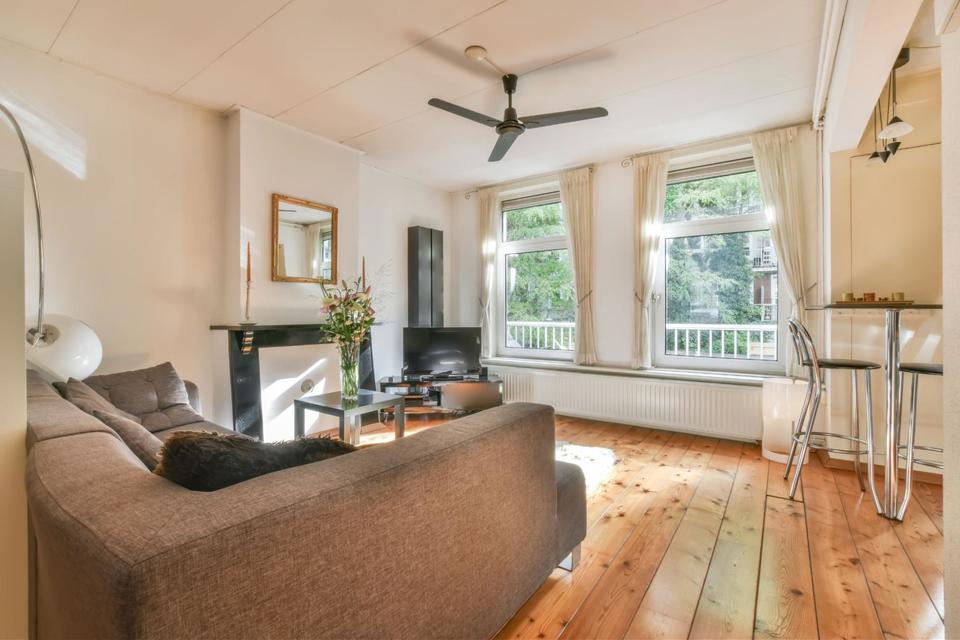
{"left": 666, "top": 323, "right": 777, "bottom": 360}
{"left": 506, "top": 321, "right": 575, "bottom": 351}
{"left": 505, "top": 320, "right": 776, "bottom": 360}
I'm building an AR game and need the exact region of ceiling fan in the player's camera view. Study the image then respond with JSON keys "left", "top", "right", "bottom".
{"left": 427, "top": 46, "right": 608, "bottom": 162}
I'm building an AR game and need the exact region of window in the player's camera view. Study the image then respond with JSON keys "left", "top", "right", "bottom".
{"left": 497, "top": 191, "right": 576, "bottom": 358}
{"left": 654, "top": 159, "right": 785, "bottom": 373}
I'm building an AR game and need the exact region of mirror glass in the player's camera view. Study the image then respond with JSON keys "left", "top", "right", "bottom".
{"left": 272, "top": 194, "right": 337, "bottom": 283}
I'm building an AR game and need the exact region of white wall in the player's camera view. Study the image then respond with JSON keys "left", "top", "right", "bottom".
{"left": 450, "top": 191, "right": 481, "bottom": 328}
{"left": 0, "top": 39, "right": 227, "bottom": 413}
{"left": 230, "top": 107, "right": 362, "bottom": 323}
{"left": 215, "top": 111, "right": 455, "bottom": 433}
{"left": 938, "top": 21, "right": 959, "bottom": 639}
{"left": 828, "top": 71, "right": 943, "bottom": 459}
{"left": 0, "top": 170, "right": 27, "bottom": 639}
{"left": 358, "top": 165, "right": 455, "bottom": 378}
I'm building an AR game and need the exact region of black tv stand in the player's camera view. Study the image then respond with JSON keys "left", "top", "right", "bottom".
{"left": 379, "top": 374, "right": 502, "bottom": 414}
{"left": 408, "top": 373, "right": 464, "bottom": 382}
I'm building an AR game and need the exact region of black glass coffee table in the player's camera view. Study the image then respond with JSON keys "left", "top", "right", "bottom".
{"left": 294, "top": 391, "right": 405, "bottom": 445}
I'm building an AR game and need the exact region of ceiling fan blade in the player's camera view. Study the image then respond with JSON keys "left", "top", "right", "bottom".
{"left": 488, "top": 131, "right": 519, "bottom": 162}
{"left": 521, "top": 107, "right": 608, "bottom": 129}
{"left": 428, "top": 98, "right": 501, "bottom": 127}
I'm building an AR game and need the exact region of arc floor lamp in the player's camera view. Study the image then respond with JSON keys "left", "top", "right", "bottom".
{"left": 1, "top": 102, "right": 101, "bottom": 381}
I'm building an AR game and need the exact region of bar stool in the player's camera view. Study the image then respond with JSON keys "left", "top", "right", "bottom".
{"left": 895, "top": 362, "right": 943, "bottom": 520}
{"left": 783, "top": 319, "right": 880, "bottom": 501}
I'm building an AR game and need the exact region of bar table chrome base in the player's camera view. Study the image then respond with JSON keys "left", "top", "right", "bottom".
{"left": 806, "top": 302, "right": 942, "bottom": 521}
{"left": 878, "top": 308, "right": 902, "bottom": 519}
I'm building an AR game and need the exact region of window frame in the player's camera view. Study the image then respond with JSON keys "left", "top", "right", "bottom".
{"left": 652, "top": 159, "right": 787, "bottom": 375}
{"left": 495, "top": 188, "right": 576, "bottom": 360}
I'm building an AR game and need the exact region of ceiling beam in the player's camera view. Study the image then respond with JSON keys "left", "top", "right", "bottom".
{"left": 821, "top": 0, "right": 924, "bottom": 152}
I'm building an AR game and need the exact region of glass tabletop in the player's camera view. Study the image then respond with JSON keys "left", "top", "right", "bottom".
{"left": 296, "top": 390, "right": 402, "bottom": 411}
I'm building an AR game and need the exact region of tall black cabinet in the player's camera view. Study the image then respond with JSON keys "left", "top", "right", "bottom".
{"left": 408, "top": 226, "right": 443, "bottom": 327}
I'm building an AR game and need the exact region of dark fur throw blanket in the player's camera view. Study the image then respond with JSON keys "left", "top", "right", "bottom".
{"left": 154, "top": 432, "right": 357, "bottom": 491}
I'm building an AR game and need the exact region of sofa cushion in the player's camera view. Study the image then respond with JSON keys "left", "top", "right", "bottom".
{"left": 83, "top": 362, "right": 204, "bottom": 432}
{"left": 154, "top": 421, "right": 247, "bottom": 441}
{"left": 154, "top": 432, "right": 357, "bottom": 491}
{"left": 26, "top": 369, "right": 117, "bottom": 449}
{"left": 93, "top": 410, "right": 163, "bottom": 471}
{"left": 54, "top": 378, "right": 142, "bottom": 423}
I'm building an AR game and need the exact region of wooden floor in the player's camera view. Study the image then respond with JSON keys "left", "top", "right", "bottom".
{"left": 355, "top": 414, "right": 945, "bottom": 640}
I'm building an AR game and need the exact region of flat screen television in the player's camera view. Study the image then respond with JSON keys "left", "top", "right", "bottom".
{"left": 403, "top": 327, "right": 481, "bottom": 376}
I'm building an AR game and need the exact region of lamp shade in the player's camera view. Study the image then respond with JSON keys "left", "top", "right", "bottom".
{"left": 866, "top": 151, "right": 884, "bottom": 167}
{"left": 25, "top": 314, "right": 102, "bottom": 381}
{"left": 879, "top": 116, "right": 913, "bottom": 139}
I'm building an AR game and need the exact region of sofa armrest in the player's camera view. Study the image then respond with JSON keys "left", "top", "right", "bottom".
{"left": 28, "top": 403, "right": 559, "bottom": 640}
{"left": 183, "top": 379, "right": 201, "bottom": 414}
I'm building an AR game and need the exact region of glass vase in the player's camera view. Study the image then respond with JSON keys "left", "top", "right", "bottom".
{"left": 339, "top": 342, "right": 361, "bottom": 401}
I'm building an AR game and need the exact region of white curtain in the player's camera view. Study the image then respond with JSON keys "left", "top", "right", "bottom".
{"left": 305, "top": 223, "right": 323, "bottom": 278}
{"left": 560, "top": 167, "right": 598, "bottom": 365}
{"left": 632, "top": 152, "right": 670, "bottom": 369}
{"left": 477, "top": 186, "right": 500, "bottom": 359}
{"left": 751, "top": 126, "right": 808, "bottom": 374}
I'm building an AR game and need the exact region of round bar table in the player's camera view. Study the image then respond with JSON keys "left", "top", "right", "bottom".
{"left": 806, "top": 302, "right": 942, "bottom": 520}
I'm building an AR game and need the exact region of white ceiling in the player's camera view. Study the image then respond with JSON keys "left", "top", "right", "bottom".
{"left": 0, "top": 0, "right": 826, "bottom": 191}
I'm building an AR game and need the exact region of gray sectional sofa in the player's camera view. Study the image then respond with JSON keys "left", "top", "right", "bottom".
{"left": 25, "top": 368, "right": 586, "bottom": 639}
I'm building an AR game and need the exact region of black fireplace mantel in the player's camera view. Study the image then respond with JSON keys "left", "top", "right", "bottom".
{"left": 211, "top": 323, "right": 375, "bottom": 440}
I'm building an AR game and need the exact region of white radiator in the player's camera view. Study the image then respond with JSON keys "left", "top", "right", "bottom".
{"left": 489, "top": 365, "right": 763, "bottom": 440}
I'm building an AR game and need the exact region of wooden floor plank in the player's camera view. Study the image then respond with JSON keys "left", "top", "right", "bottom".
{"left": 399, "top": 414, "right": 949, "bottom": 640}
{"left": 911, "top": 482, "right": 944, "bottom": 535}
{"left": 689, "top": 444, "right": 769, "bottom": 640}
{"left": 890, "top": 503, "right": 945, "bottom": 620}
{"left": 754, "top": 496, "right": 818, "bottom": 640}
{"left": 557, "top": 437, "right": 720, "bottom": 640}
{"left": 496, "top": 430, "right": 684, "bottom": 640}
{"left": 802, "top": 457, "right": 884, "bottom": 639}
{"left": 576, "top": 427, "right": 674, "bottom": 527}
{"left": 623, "top": 440, "right": 743, "bottom": 639}
{"left": 833, "top": 473, "right": 944, "bottom": 639}
{"left": 767, "top": 459, "right": 803, "bottom": 502}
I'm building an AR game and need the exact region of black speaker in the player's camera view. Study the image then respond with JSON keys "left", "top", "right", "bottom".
{"left": 408, "top": 226, "right": 443, "bottom": 327}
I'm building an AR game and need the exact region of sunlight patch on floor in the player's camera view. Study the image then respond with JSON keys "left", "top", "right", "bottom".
{"left": 556, "top": 441, "right": 618, "bottom": 495}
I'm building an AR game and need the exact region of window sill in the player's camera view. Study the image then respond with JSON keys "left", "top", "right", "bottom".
{"left": 483, "top": 357, "right": 783, "bottom": 388}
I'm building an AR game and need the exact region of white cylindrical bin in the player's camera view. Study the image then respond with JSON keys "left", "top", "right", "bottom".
{"left": 761, "top": 377, "right": 811, "bottom": 464}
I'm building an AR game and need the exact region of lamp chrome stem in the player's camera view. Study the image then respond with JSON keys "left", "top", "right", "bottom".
{"left": 0, "top": 102, "right": 45, "bottom": 345}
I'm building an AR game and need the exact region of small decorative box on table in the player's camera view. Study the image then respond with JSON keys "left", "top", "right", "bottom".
{"left": 294, "top": 390, "right": 405, "bottom": 445}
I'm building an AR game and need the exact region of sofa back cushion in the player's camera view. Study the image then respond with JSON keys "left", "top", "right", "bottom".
{"left": 94, "top": 410, "right": 163, "bottom": 470}
{"left": 54, "top": 378, "right": 142, "bottom": 423}
{"left": 26, "top": 369, "right": 116, "bottom": 449}
{"left": 84, "top": 362, "right": 204, "bottom": 432}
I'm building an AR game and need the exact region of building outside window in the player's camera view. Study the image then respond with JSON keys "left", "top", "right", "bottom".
{"left": 496, "top": 190, "right": 576, "bottom": 359}
{"left": 654, "top": 158, "right": 785, "bottom": 373}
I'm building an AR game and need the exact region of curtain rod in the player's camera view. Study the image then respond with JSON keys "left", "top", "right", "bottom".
{"left": 461, "top": 120, "right": 810, "bottom": 198}
{"left": 618, "top": 120, "right": 810, "bottom": 168}
{"left": 462, "top": 163, "right": 593, "bottom": 199}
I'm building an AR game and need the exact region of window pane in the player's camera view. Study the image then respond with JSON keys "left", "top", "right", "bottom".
{"left": 503, "top": 201, "right": 565, "bottom": 242}
{"left": 664, "top": 230, "right": 778, "bottom": 360}
{"left": 664, "top": 170, "right": 764, "bottom": 223}
{"left": 505, "top": 249, "right": 575, "bottom": 351}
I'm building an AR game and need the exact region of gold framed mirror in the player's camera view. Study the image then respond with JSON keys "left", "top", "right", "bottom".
{"left": 271, "top": 193, "right": 338, "bottom": 284}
